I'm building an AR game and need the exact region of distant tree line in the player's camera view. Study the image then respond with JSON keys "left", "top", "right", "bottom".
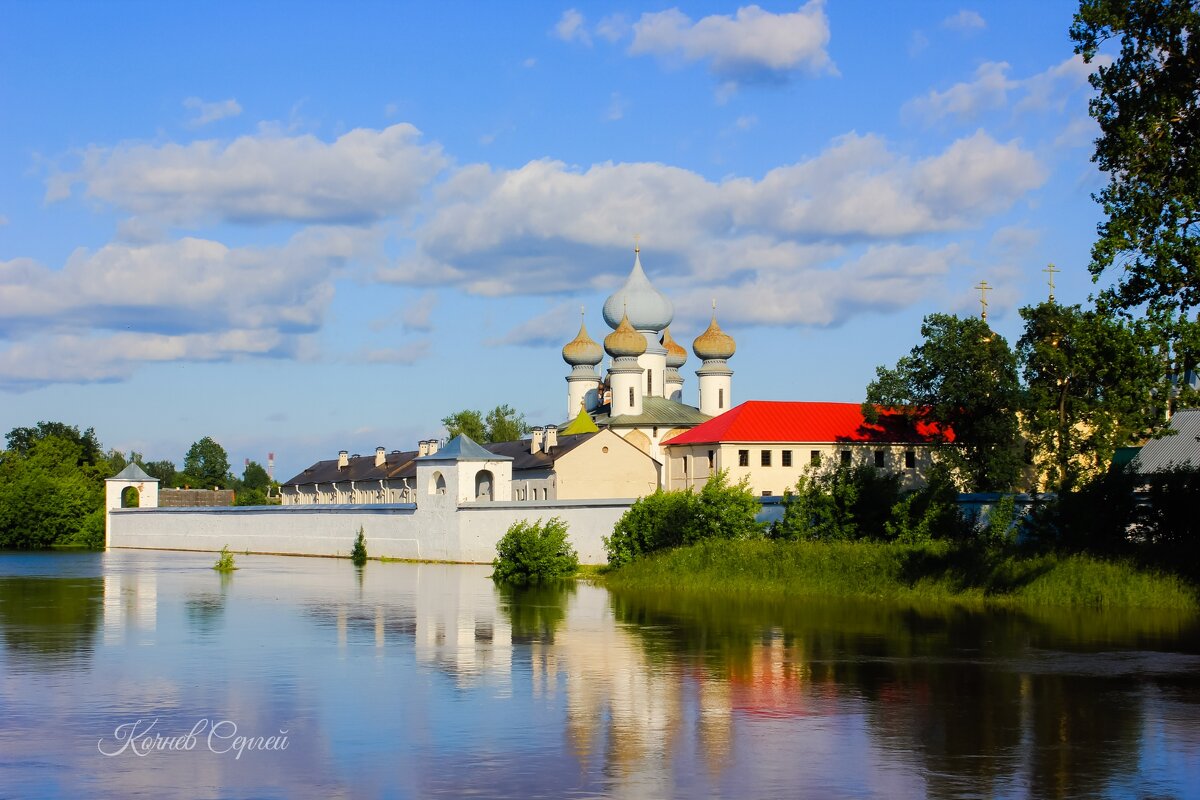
{"left": 0, "top": 423, "right": 277, "bottom": 550}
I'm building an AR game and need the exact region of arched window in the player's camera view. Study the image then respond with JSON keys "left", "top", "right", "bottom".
{"left": 120, "top": 486, "right": 140, "bottom": 508}
{"left": 429, "top": 471, "right": 447, "bottom": 495}
{"left": 475, "top": 470, "right": 494, "bottom": 501}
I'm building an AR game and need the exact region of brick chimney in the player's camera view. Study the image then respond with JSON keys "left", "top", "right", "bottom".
{"left": 338, "top": 450, "right": 349, "bottom": 469}
{"left": 530, "top": 427, "right": 544, "bottom": 454}
{"left": 375, "top": 446, "right": 386, "bottom": 467}
{"left": 544, "top": 425, "right": 558, "bottom": 451}
{"left": 418, "top": 440, "right": 429, "bottom": 457}
{"left": 427, "top": 438, "right": 440, "bottom": 455}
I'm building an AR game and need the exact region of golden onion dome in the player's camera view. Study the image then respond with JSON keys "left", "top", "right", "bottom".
{"left": 604, "top": 311, "right": 648, "bottom": 358}
{"left": 661, "top": 326, "right": 688, "bottom": 368}
{"left": 693, "top": 312, "right": 736, "bottom": 360}
{"left": 562, "top": 318, "right": 603, "bottom": 366}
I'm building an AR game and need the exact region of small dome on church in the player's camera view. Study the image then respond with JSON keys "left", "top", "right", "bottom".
{"left": 604, "top": 311, "right": 648, "bottom": 358}
{"left": 562, "top": 318, "right": 603, "bottom": 366}
{"left": 693, "top": 312, "right": 736, "bottom": 360}
{"left": 661, "top": 326, "right": 687, "bottom": 368}
{"left": 602, "top": 250, "right": 674, "bottom": 332}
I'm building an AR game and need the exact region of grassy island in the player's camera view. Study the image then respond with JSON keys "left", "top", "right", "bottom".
{"left": 601, "top": 539, "right": 1199, "bottom": 611}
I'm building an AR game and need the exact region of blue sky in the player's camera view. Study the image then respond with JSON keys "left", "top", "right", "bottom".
{"left": 0, "top": 1, "right": 1113, "bottom": 480}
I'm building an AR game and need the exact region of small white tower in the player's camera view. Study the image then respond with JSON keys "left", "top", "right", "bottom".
{"left": 562, "top": 308, "right": 604, "bottom": 418}
{"left": 693, "top": 303, "right": 736, "bottom": 417}
{"left": 662, "top": 326, "right": 687, "bottom": 403}
{"left": 602, "top": 247, "right": 674, "bottom": 400}
{"left": 605, "top": 310, "right": 648, "bottom": 417}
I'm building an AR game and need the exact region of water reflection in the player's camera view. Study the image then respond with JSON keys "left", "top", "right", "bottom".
{"left": 0, "top": 573, "right": 102, "bottom": 670}
{"left": 1, "top": 552, "right": 1198, "bottom": 799}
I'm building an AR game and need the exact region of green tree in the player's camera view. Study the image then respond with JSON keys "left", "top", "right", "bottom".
{"left": 1018, "top": 302, "right": 1161, "bottom": 491}
{"left": 485, "top": 404, "right": 529, "bottom": 443}
{"left": 1071, "top": 0, "right": 1200, "bottom": 417}
{"left": 241, "top": 460, "right": 270, "bottom": 491}
{"left": 441, "top": 409, "right": 488, "bottom": 442}
{"left": 772, "top": 464, "right": 902, "bottom": 542}
{"left": 604, "top": 471, "right": 761, "bottom": 567}
{"left": 6, "top": 421, "right": 104, "bottom": 466}
{"left": 142, "top": 460, "right": 177, "bottom": 484}
{"left": 0, "top": 435, "right": 106, "bottom": 549}
{"left": 492, "top": 517, "right": 578, "bottom": 585}
{"left": 182, "top": 436, "right": 231, "bottom": 489}
{"left": 865, "top": 313, "right": 1023, "bottom": 491}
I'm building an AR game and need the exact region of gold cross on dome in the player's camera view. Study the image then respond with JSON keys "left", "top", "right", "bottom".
{"left": 633, "top": 233, "right": 640, "bottom": 253}
{"left": 1043, "top": 263, "right": 1060, "bottom": 302}
{"left": 974, "top": 280, "right": 992, "bottom": 321}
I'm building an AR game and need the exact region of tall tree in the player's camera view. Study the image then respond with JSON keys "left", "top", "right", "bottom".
{"left": 142, "top": 460, "right": 177, "bottom": 484}
{"left": 485, "top": 404, "right": 529, "bottom": 443}
{"left": 1071, "top": 0, "right": 1200, "bottom": 416}
{"left": 181, "top": 436, "right": 231, "bottom": 489}
{"left": 441, "top": 410, "right": 487, "bottom": 442}
{"left": 6, "top": 421, "right": 103, "bottom": 466}
{"left": 1018, "top": 302, "right": 1161, "bottom": 491}
{"left": 865, "top": 313, "right": 1023, "bottom": 491}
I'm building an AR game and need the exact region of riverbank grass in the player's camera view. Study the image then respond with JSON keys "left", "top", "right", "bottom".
{"left": 603, "top": 539, "right": 1198, "bottom": 610}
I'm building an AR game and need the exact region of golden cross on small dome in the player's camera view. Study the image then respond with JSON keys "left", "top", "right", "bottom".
{"left": 633, "top": 233, "right": 640, "bottom": 254}
{"left": 974, "top": 280, "right": 992, "bottom": 321}
{"left": 1043, "top": 263, "right": 1059, "bottom": 302}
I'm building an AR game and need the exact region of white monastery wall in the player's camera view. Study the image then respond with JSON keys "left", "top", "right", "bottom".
{"left": 108, "top": 498, "right": 632, "bottom": 565}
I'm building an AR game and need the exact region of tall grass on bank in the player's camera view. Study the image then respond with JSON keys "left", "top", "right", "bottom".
{"left": 602, "top": 539, "right": 1198, "bottom": 611}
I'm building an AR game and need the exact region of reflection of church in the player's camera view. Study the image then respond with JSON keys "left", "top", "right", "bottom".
{"left": 559, "top": 246, "right": 735, "bottom": 464}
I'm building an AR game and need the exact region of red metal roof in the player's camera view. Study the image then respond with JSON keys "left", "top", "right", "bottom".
{"left": 662, "top": 401, "right": 952, "bottom": 446}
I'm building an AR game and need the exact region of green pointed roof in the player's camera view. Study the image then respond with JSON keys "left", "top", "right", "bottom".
{"left": 561, "top": 405, "right": 600, "bottom": 435}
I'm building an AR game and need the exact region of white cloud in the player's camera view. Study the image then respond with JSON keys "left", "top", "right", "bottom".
{"left": 554, "top": 9, "right": 590, "bottom": 45}
{"left": 629, "top": 1, "right": 835, "bottom": 86}
{"left": 183, "top": 96, "right": 243, "bottom": 127}
{"left": 908, "top": 30, "right": 929, "bottom": 57}
{"left": 359, "top": 341, "right": 431, "bottom": 364}
{"left": 941, "top": 10, "right": 986, "bottom": 31}
{"left": 904, "top": 62, "right": 1015, "bottom": 122}
{"left": 489, "top": 302, "right": 580, "bottom": 347}
{"left": 401, "top": 292, "right": 438, "bottom": 332}
{"left": 52, "top": 123, "right": 446, "bottom": 226}
{"left": 906, "top": 54, "right": 1109, "bottom": 124}
{"left": 606, "top": 92, "right": 627, "bottom": 121}
{"left": 735, "top": 114, "right": 758, "bottom": 131}
{"left": 596, "top": 13, "right": 630, "bottom": 43}
{"left": 523, "top": 57, "right": 537, "bottom": 68}
{"left": 379, "top": 131, "right": 1043, "bottom": 333}
{"left": 0, "top": 227, "right": 371, "bottom": 389}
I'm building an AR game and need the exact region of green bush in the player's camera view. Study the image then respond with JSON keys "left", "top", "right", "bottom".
{"left": 885, "top": 464, "right": 970, "bottom": 543}
{"left": 493, "top": 517, "right": 578, "bottom": 585}
{"left": 772, "top": 464, "right": 902, "bottom": 542}
{"left": 213, "top": 545, "right": 236, "bottom": 572}
{"left": 605, "top": 471, "right": 761, "bottom": 567}
{"left": 351, "top": 526, "right": 368, "bottom": 566}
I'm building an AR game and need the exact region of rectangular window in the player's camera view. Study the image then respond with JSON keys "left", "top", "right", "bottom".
{"left": 841, "top": 449, "right": 852, "bottom": 466}
{"left": 905, "top": 449, "right": 916, "bottom": 469}
{"left": 782, "top": 450, "right": 792, "bottom": 467}
{"left": 629, "top": 386, "right": 635, "bottom": 406}
{"left": 761, "top": 450, "right": 772, "bottom": 467}
{"left": 647, "top": 370, "right": 652, "bottom": 394}
{"left": 810, "top": 450, "right": 821, "bottom": 466}
{"left": 738, "top": 449, "right": 749, "bottom": 467}
{"left": 718, "top": 388, "right": 724, "bottom": 408}
{"left": 762, "top": 490, "right": 773, "bottom": 497}
{"left": 874, "top": 450, "right": 885, "bottom": 468}
{"left": 708, "top": 450, "right": 715, "bottom": 470}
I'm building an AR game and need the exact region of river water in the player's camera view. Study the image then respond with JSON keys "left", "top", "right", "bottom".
{"left": 1, "top": 550, "right": 1197, "bottom": 799}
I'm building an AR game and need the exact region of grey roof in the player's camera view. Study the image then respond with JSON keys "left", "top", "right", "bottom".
{"left": 1132, "top": 408, "right": 1200, "bottom": 473}
{"left": 483, "top": 432, "right": 597, "bottom": 472}
{"left": 108, "top": 462, "right": 156, "bottom": 482}
{"left": 417, "top": 434, "right": 512, "bottom": 462}
{"left": 283, "top": 449, "right": 420, "bottom": 487}
{"left": 583, "top": 396, "right": 711, "bottom": 429}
